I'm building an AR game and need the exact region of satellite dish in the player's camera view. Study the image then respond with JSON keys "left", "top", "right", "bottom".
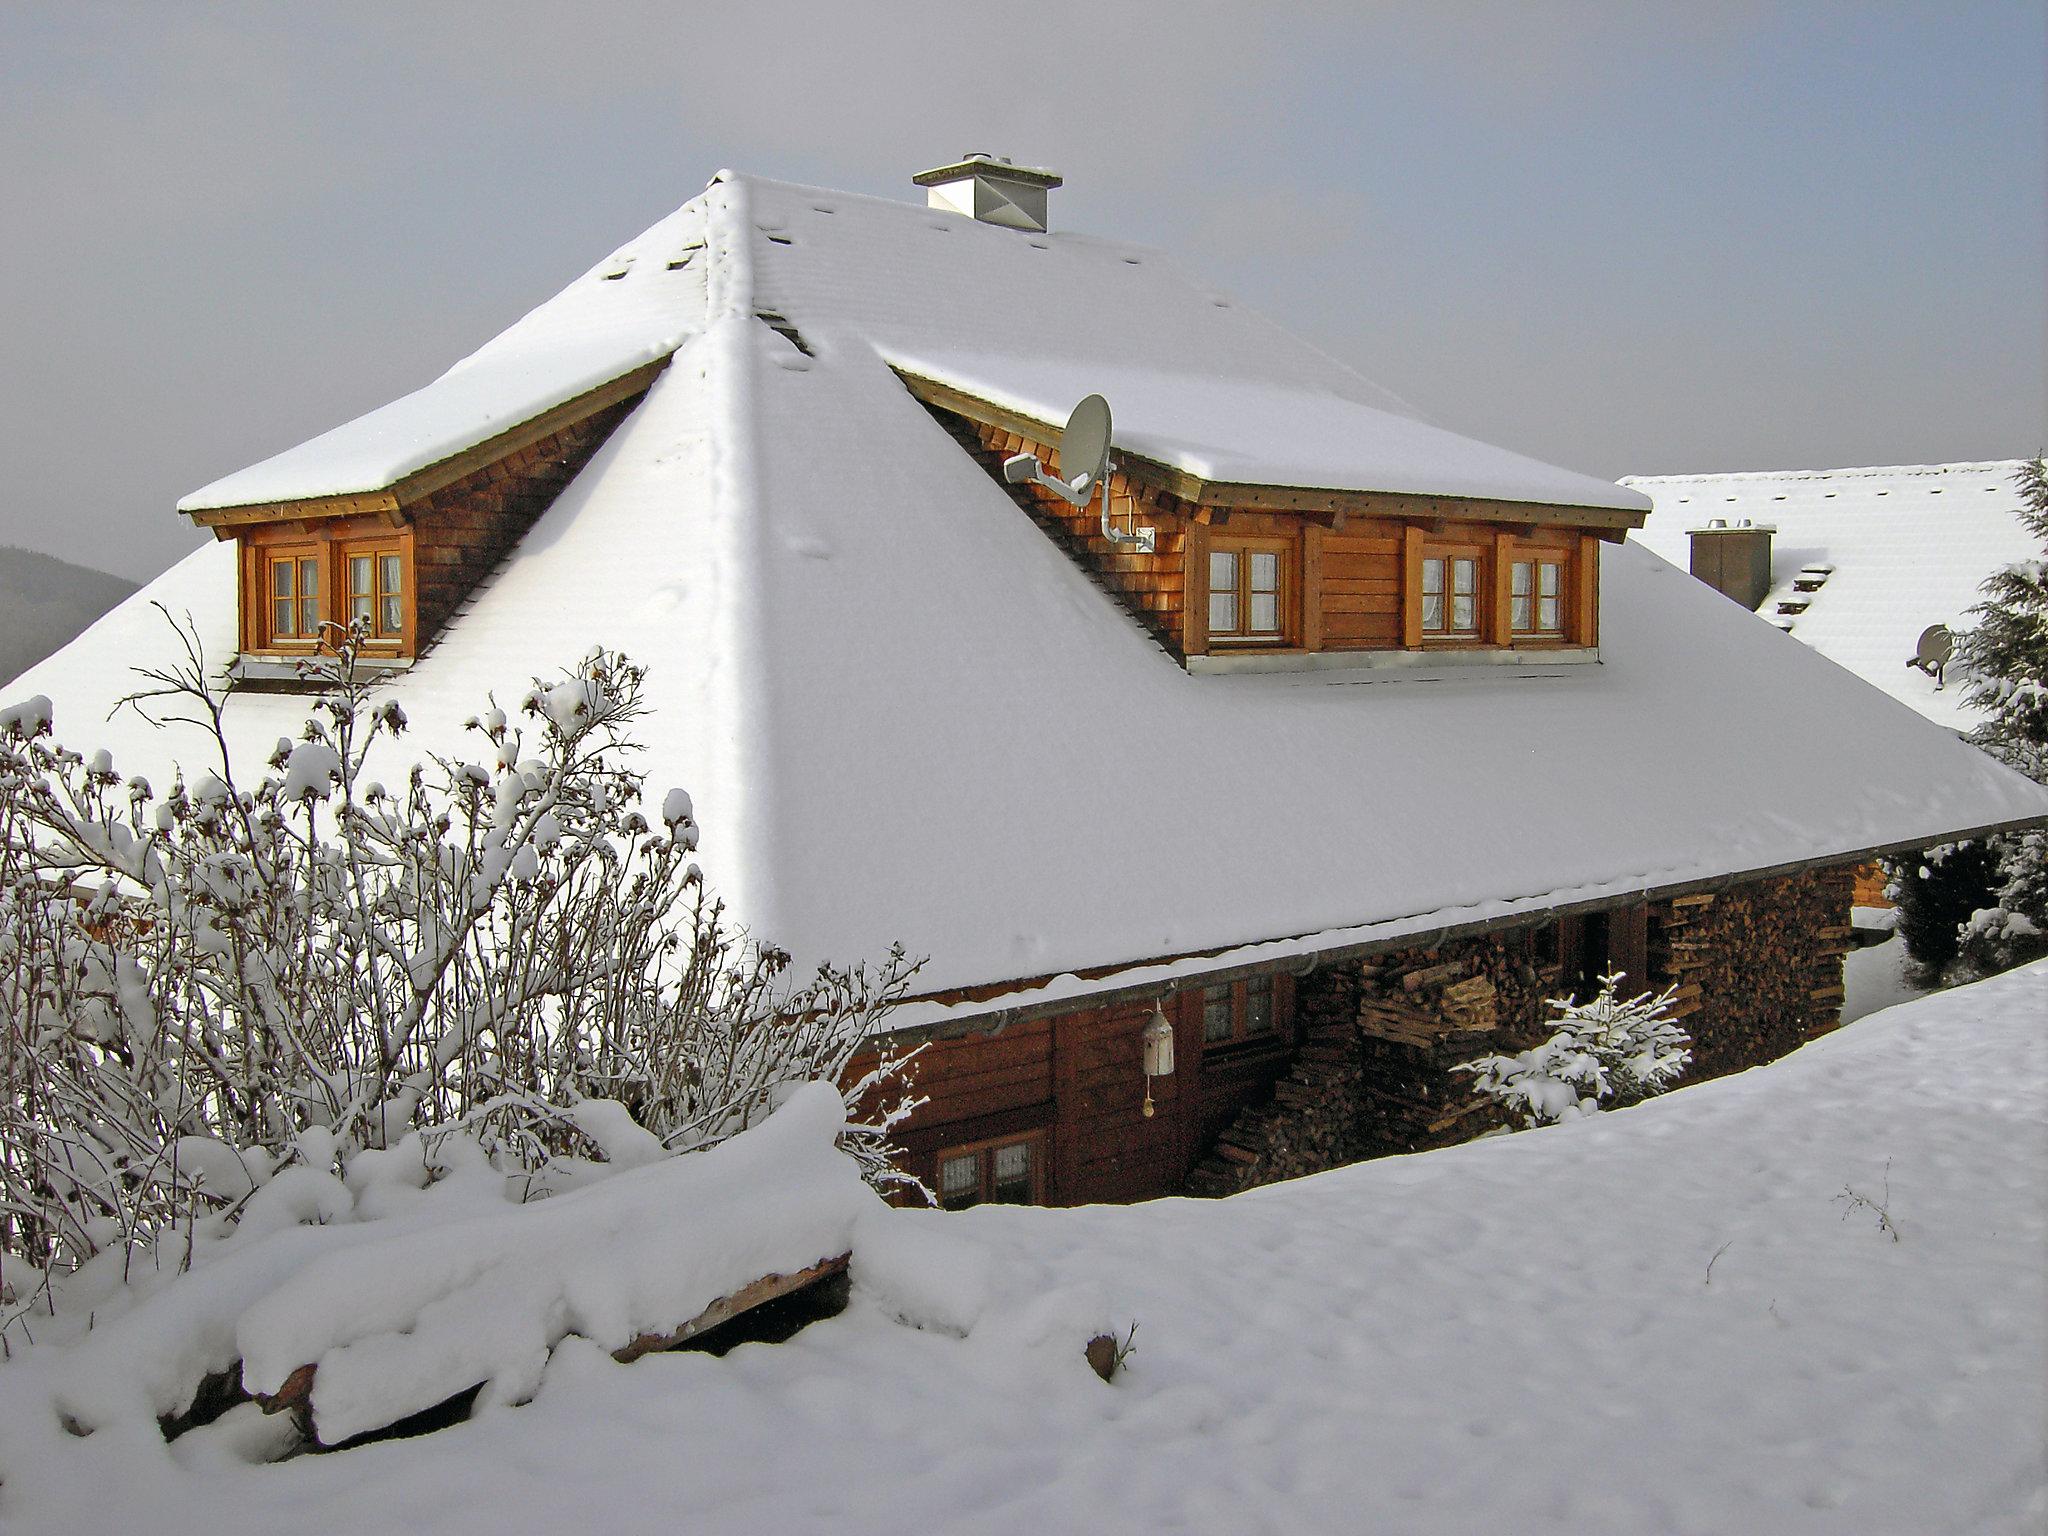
{"left": 1907, "top": 624, "right": 1955, "bottom": 687}
{"left": 1059, "top": 394, "right": 1112, "bottom": 494}
{"left": 998, "top": 392, "right": 1155, "bottom": 553}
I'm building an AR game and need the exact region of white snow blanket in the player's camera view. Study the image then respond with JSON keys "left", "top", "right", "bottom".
{"left": 2, "top": 961, "right": 2042, "bottom": 1534}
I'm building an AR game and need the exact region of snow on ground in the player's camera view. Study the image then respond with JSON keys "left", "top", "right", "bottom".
{"left": 3, "top": 965, "right": 2042, "bottom": 1532}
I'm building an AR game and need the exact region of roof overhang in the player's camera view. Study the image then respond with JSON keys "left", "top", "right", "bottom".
{"left": 898, "top": 368, "right": 1648, "bottom": 538}
{"left": 183, "top": 357, "right": 670, "bottom": 532}
{"left": 885, "top": 809, "right": 2048, "bottom": 1043}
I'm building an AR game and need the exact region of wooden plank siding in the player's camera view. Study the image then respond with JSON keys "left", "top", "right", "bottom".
{"left": 850, "top": 978, "right": 1295, "bottom": 1207}
{"left": 927, "top": 396, "right": 1616, "bottom": 664}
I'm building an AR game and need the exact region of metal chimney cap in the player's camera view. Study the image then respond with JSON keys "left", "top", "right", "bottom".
{"left": 913, "top": 154, "right": 1063, "bottom": 190}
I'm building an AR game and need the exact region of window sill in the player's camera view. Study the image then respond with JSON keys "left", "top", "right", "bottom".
{"left": 230, "top": 653, "right": 413, "bottom": 689}
{"left": 1187, "top": 646, "right": 1599, "bottom": 676}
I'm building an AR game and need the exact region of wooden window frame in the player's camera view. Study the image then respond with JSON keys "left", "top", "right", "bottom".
{"left": 1205, "top": 535, "right": 1294, "bottom": 647}
{"left": 1198, "top": 972, "right": 1290, "bottom": 1052}
{"left": 1509, "top": 551, "right": 1570, "bottom": 642}
{"left": 1419, "top": 542, "right": 1488, "bottom": 643}
{"left": 252, "top": 542, "right": 327, "bottom": 651}
{"left": 240, "top": 523, "right": 416, "bottom": 659}
{"left": 934, "top": 1128, "right": 1047, "bottom": 1210}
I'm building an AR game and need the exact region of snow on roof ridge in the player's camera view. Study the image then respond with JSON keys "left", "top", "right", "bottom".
{"left": 1621, "top": 459, "right": 2027, "bottom": 489}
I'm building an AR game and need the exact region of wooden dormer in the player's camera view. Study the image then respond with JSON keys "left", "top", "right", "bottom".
{"left": 903, "top": 371, "right": 1643, "bottom": 670}
{"left": 183, "top": 360, "right": 665, "bottom": 678}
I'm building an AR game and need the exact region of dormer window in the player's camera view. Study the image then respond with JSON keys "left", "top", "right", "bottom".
{"left": 347, "top": 549, "right": 406, "bottom": 642}
{"left": 1208, "top": 538, "right": 1289, "bottom": 644}
{"left": 1421, "top": 551, "right": 1482, "bottom": 639}
{"left": 242, "top": 525, "right": 414, "bottom": 658}
{"left": 265, "top": 549, "right": 322, "bottom": 644}
{"left": 1511, "top": 556, "right": 1565, "bottom": 637}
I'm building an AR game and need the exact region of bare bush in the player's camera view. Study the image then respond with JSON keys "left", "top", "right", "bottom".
{"left": 0, "top": 617, "right": 921, "bottom": 1342}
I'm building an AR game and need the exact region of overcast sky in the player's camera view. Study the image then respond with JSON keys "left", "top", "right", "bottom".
{"left": 3, "top": 1, "right": 2042, "bottom": 581}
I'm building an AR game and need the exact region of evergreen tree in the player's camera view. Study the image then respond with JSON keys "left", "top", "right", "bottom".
{"left": 1953, "top": 457, "right": 2048, "bottom": 974}
{"left": 1886, "top": 841, "right": 2000, "bottom": 982}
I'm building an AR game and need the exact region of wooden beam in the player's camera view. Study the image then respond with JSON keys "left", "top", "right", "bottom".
{"left": 1491, "top": 530, "right": 1514, "bottom": 646}
{"left": 183, "top": 358, "right": 669, "bottom": 529}
{"left": 1183, "top": 522, "right": 1211, "bottom": 656}
{"left": 1401, "top": 525, "right": 1425, "bottom": 649}
{"left": 1300, "top": 523, "right": 1325, "bottom": 652}
{"left": 1577, "top": 534, "right": 1601, "bottom": 647}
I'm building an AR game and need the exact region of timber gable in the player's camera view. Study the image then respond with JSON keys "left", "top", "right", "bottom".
{"left": 194, "top": 373, "right": 657, "bottom": 674}
{"left": 915, "top": 382, "right": 1620, "bottom": 667}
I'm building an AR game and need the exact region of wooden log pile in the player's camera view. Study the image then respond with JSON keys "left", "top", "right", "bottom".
{"left": 1185, "top": 967, "right": 1370, "bottom": 1196}
{"left": 1653, "top": 865, "right": 1856, "bottom": 1082}
{"left": 1351, "top": 939, "right": 1553, "bottom": 1159}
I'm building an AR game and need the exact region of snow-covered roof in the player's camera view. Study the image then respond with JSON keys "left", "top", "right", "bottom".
{"left": 1624, "top": 462, "right": 2038, "bottom": 730}
{"left": 16, "top": 174, "right": 2048, "bottom": 1006}
{"left": 178, "top": 268, "right": 696, "bottom": 511}
{"left": 889, "top": 351, "right": 1649, "bottom": 513}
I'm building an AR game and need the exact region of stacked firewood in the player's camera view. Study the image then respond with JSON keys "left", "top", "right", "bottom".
{"left": 1658, "top": 866, "right": 1856, "bottom": 1081}
{"left": 1185, "top": 1014, "right": 1368, "bottom": 1196}
{"left": 1349, "top": 936, "right": 1564, "bottom": 1158}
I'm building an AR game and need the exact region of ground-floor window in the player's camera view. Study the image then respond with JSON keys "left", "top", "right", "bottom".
{"left": 936, "top": 1130, "right": 1045, "bottom": 1210}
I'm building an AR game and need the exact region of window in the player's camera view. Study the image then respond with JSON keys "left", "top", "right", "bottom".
{"left": 346, "top": 548, "right": 406, "bottom": 643}
{"left": 1207, "top": 541, "right": 1287, "bottom": 644}
{"left": 263, "top": 550, "right": 323, "bottom": 645}
{"left": 1421, "top": 553, "right": 1481, "bottom": 638}
{"left": 1511, "top": 557, "right": 1566, "bottom": 637}
{"left": 244, "top": 528, "right": 413, "bottom": 658}
{"left": 936, "top": 1132, "right": 1044, "bottom": 1210}
{"left": 1200, "top": 973, "right": 1282, "bottom": 1048}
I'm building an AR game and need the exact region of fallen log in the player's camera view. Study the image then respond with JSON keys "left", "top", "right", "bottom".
{"left": 254, "top": 1252, "right": 855, "bottom": 1431}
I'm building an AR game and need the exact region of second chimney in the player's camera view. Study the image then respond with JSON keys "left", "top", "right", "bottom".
{"left": 913, "top": 154, "right": 1063, "bottom": 233}
{"left": 1687, "top": 519, "right": 1776, "bottom": 611}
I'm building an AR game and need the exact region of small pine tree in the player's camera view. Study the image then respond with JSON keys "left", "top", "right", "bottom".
{"left": 1455, "top": 974, "right": 1689, "bottom": 1128}
{"left": 1953, "top": 457, "right": 2048, "bottom": 974}
{"left": 1885, "top": 840, "right": 2001, "bottom": 983}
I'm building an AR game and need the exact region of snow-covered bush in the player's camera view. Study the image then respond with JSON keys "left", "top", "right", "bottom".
{"left": 0, "top": 620, "right": 920, "bottom": 1343}
{"left": 1952, "top": 457, "right": 2048, "bottom": 976}
{"left": 1455, "top": 973, "right": 1689, "bottom": 1127}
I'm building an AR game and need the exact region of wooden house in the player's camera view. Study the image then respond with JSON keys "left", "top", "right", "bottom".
{"left": 15, "top": 160, "right": 2048, "bottom": 1207}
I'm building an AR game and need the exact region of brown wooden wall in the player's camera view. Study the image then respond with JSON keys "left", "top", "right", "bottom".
{"left": 855, "top": 977, "right": 1295, "bottom": 1207}
{"left": 932, "top": 401, "right": 1611, "bottom": 664}
{"left": 1316, "top": 524, "right": 1405, "bottom": 649}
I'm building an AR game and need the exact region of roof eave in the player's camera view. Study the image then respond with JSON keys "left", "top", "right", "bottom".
{"left": 882, "top": 808, "right": 2048, "bottom": 1042}
{"left": 180, "top": 356, "right": 671, "bottom": 528}
{"left": 896, "top": 368, "right": 1648, "bottom": 534}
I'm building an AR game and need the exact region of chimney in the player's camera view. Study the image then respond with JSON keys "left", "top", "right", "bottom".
{"left": 912, "top": 153, "right": 1063, "bottom": 233}
{"left": 1686, "top": 518, "right": 1776, "bottom": 611}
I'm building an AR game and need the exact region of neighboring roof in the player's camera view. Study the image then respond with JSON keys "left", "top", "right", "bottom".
{"left": 15, "top": 174, "right": 2048, "bottom": 1009}
{"left": 1624, "top": 462, "right": 2039, "bottom": 730}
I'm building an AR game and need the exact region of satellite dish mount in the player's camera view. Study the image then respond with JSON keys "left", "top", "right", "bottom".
{"left": 1906, "top": 624, "right": 1954, "bottom": 689}
{"left": 1001, "top": 394, "right": 1156, "bottom": 554}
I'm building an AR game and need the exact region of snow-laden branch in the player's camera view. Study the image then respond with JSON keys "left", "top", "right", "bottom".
{"left": 0, "top": 619, "right": 923, "bottom": 1342}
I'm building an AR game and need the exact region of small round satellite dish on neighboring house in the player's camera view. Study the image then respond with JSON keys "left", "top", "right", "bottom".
{"left": 1060, "top": 394, "right": 1112, "bottom": 492}
{"left": 1908, "top": 624, "right": 1956, "bottom": 687}
{"left": 1916, "top": 625, "right": 1954, "bottom": 669}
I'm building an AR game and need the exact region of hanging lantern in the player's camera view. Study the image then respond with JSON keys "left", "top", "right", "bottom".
{"left": 1140, "top": 997, "right": 1175, "bottom": 1118}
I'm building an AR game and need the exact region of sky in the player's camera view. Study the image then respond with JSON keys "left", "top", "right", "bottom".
{"left": 1, "top": 1, "right": 2042, "bottom": 582}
